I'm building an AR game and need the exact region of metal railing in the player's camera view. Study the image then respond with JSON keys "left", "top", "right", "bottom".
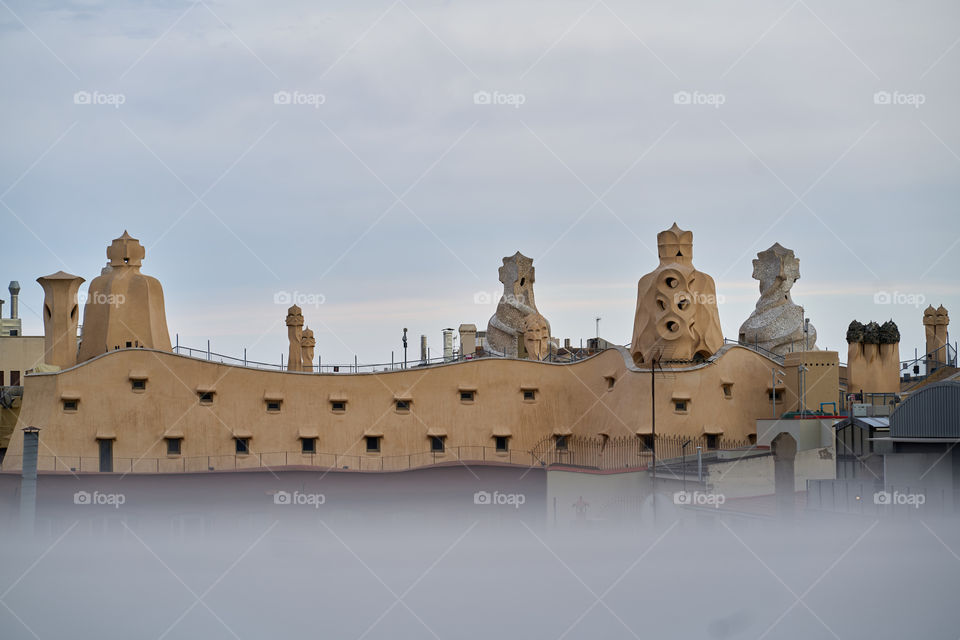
{"left": 530, "top": 434, "right": 750, "bottom": 471}
{"left": 724, "top": 338, "right": 786, "bottom": 364}
{"left": 1, "top": 446, "right": 540, "bottom": 474}
{"left": 171, "top": 341, "right": 602, "bottom": 374}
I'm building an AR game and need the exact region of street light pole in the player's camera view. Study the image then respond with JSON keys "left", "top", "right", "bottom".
{"left": 681, "top": 439, "right": 691, "bottom": 493}
{"left": 402, "top": 328, "right": 408, "bottom": 370}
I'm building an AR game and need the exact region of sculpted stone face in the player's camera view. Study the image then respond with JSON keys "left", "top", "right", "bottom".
{"left": 739, "top": 243, "right": 817, "bottom": 356}
{"left": 631, "top": 223, "right": 723, "bottom": 365}
{"left": 523, "top": 314, "right": 550, "bottom": 361}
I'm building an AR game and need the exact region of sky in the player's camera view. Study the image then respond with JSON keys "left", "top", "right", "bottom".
{"left": 1, "top": 0, "right": 958, "bottom": 367}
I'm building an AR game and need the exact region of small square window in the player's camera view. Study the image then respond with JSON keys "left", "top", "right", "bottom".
{"left": 555, "top": 435, "right": 568, "bottom": 451}
{"left": 722, "top": 384, "right": 733, "bottom": 398}
{"left": 396, "top": 400, "right": 410, "bottom": 412}
{"left": 430, "top": 436, "right": 445, "bottom": 453}
{"left": 198, "top": 391, "right": 214, "bottom": 405}
{"left": 523, "top": 389, "right": 536, "bottom": 401}
{"left": 266, "top": 401, "right": 281, "bottom": 412}
{"left": 460, "top": 391, "right": 475, "bottom": 402}
{"left": 9, "top": 329, "right": 17, "bottom": 336}
{"left": 674, "top": 400, "right": 688, "bottom": 412}
{"left": 706, "top": 434, "right": 719, "bottom": 450}
{"left": 125, "top": 341, "right": 132, "bottom": 348}
{"left": 495, "top": 436, "right": 509, "bottom": 452}
{"left": 235, "top": 438, "right": 250, "bottom": 454}
{"left": 331, "top": 401, "right": 346, "bottom": 412}
{"left": 639, "top": 434, "right": 655, "bottom": 451}
{"left": 166, "top": 438, "right": 181, "bottom": 455}
{"left": 131, "top": 379, "right": 146, "bottom": 391}
{"left": 366, "top": 436, "right": 381, "bottom": 452}
{"left": 301, "top": 438, "right": 317, "bottom": 454}
{"left": 768, "top": 390, "right": 784, "bottom": 402}
{"left": 63, "top": 399, "right": 78, "bottom": 411}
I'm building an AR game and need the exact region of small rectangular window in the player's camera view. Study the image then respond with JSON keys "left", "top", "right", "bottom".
{"left": 639, "top": 434, "right": 654, "bottom": 451}
{"left": 132, "top": 379, "right": 146, "bottom": 391}
{"left": 706, "top": 434, "right": 719, "bottom": 450}
{"left": 266, "top": 401, "right": 281, "bottom": 412}
{"left": 125, "top": 341, "right": 132, "bottom": 348}
{"left": 0, "top": 371, "right": 4, "bottom": 385}
{"left": 63, "top": 399, "right": 78, "bottom": 411}
{"left": 8, "top": 330, "right": 17, "bottom": 336}
{"left": 331, "top": 401, "right": 346, "bottom": 412}
{"left": 166, "top": 438, "right": 181, "bottom": 455}
{"left": 395, "top": 400, "right": 410, "bottom": 412}
{"left": 460, "top": 391, "right": 475, "bottom": 402}
{"left": 523, "top": 389, "right": 536, "bottom": 401}
{"left": 722, "top": 384, "right": 733, "bottom": 398}
{"left": 301, "top": 438, "right": 317, "bottom": 454}
{"left": 495, "top": 436, "right": 509, "bottom": 452}
{"left": 555, "top": 435, "right": 568, "bottom": 451}
{"left": 198, "top": 391, "right": 214, "bottom": 405}
{"left": 430, "top": 436, "right": 445, "bottom": 453}
{"left": 606, "top": 376, "right": 616, "bottom": 390}
{"left": 10, "top": 371, "right": 20, "bottom": 386}
{"left": 366, "top": 436, "right": 381, "bottom": 452}
{"left": 235, "top": 438, "right": 250, "bottom": 454}
{"left": 674, "top": 400, "right": 687, "bottom": 412}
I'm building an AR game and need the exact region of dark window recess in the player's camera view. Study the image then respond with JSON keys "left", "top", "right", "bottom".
{"left": 706, "top": 434, "right": 719, "bottom": 450}
{"left": 166, "top": 438, "right": 181, "bottom": 455}
{"left": 674, "top": 400, "right": 687, "bottom": 412}
{"left": 396, "top": 400, "right": 410, "bottom": 411}
{"left": 430, "top": 436, "right": 445, "bottom": 453}
{"left": 495, "top": 436, "right": 509, "bottom": 452}
{"left": 607, "top": 377, "right": 616, "bottom": 390}
{"left": 266, "top": 401, "right": 281, "bottom": 412}
{"left": 8, "top": 330, "right": 17, "bottom": 336}
{"left": 63, "top": 400, "right": 78, "bottom": 411}
{"left": 460, "top": 391, "right": 475, "bottom": 402}
{"left": 235, "top": 438, "right": 250, "bottom": 454}
{"left": 640, "top": 434, "right": 655, "bottom": 451}
{"left": 555, "top": 435, "right": 568, "bottom": 451}
{"left": 366, "top": 436, "right": 381, "bottom": 452}
{"left": 198, "top": 392, "right": 214, "bottom": 404}
{"left": 98, "top": 439, "right": 113, "bottom": 472}
{"left": 301, "top": 438, "right": 317, "bottom": 454}
{"left": 132, "top": 379, "right": 146, "bottom": 391}
{"left": 523, "top": 390, "right": 536, "bottom": 401}
{"left": 10, "top": 371, "right": 20, "bottom": 386}
{"left": 0, "top": 371, "right": 5, "bottom": 385}
{"left": 331, "top": 401, "right": 346, "bottom": 412}
{"left": 722, "top": 384, "right": 733, "bottom": 398}
{"left": 125, "top": 341, "right": 132, "bottom": 348}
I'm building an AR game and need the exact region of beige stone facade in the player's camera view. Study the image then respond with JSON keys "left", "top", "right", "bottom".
{"left": 2, "top": 227, "right": 847, "bottom": 473}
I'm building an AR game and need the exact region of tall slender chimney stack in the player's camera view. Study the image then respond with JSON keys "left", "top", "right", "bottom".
{"left": 8, "top": 281, "right": 19, "bottom": 319}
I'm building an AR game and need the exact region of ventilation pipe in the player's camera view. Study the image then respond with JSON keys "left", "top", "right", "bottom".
{"left": 8, "top": 281, "right": 19, "bottom": 319}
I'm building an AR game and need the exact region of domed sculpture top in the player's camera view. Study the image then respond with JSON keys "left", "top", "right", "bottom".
{"left": 738, "top": 243, "right": 817, "bottom": 356}
{"left": 77, "top": 232, "right": 172, "bottom": 363}
{"left": 631, "top": 223, "right": 723, "bottom": 365}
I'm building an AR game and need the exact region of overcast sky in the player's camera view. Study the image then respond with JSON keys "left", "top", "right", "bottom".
{"left": 1, "top": 0, "right": 958, "bottom": 366}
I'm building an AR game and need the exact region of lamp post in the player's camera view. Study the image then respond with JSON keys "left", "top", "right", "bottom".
{"left": 772, "top": 368, "right": 785, "bottom": 418}
{"left": 402, "top": 328, "right": 408, "bottom": 370}
{"left": 681, "top": 439, "right": 691, "bottom": 493}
